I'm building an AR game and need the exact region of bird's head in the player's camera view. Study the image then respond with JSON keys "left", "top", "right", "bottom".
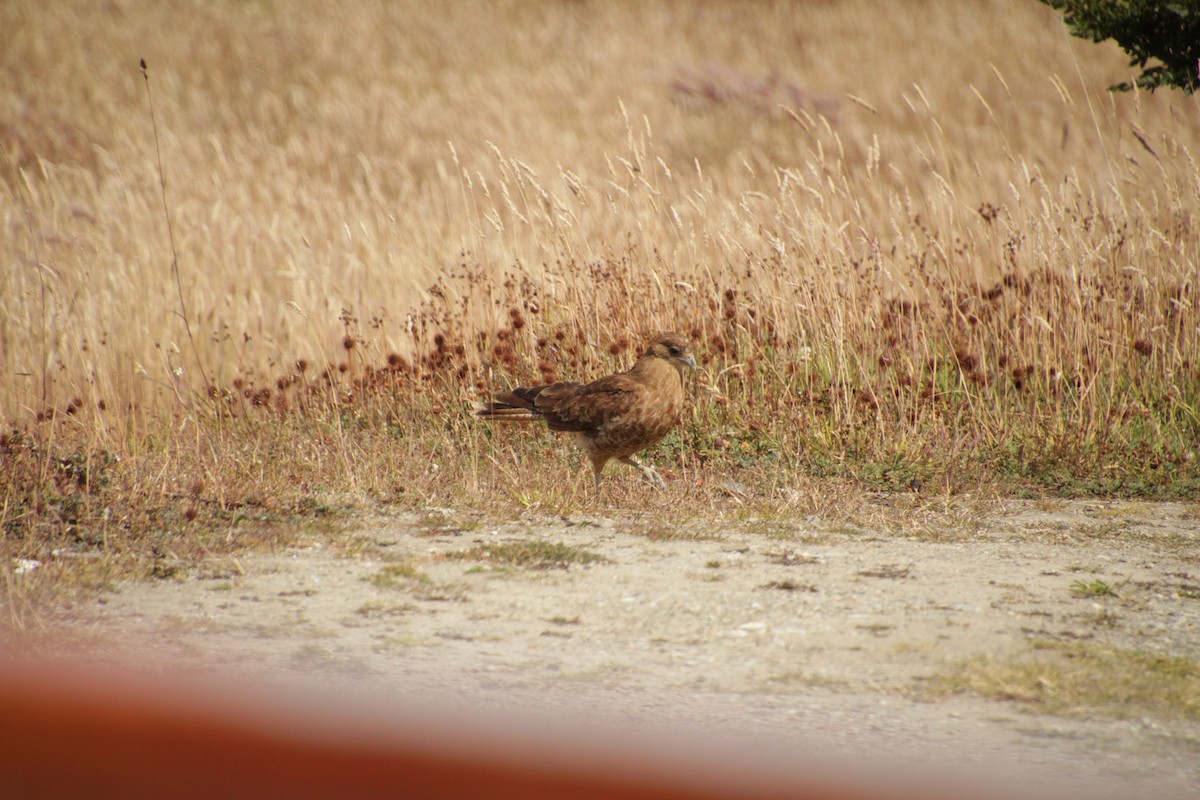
{"left": 644, "top": 332, "right": 697, "bottom": 373}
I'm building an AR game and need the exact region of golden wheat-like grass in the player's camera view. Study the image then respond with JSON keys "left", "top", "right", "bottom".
{"left": 1, "top": 0, "right": 1197, "bottom": 520}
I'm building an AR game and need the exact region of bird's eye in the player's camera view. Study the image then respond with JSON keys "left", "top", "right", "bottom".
{"left": 667, "top": 345, "right": 680, "bottom": 355}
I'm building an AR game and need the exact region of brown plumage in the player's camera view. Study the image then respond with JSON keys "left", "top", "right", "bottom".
{"left": 477, "top": 332, "right": 697, "bottom": 489}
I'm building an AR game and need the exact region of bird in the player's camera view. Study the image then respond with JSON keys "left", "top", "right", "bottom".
{"left": 477, "top": 332, "right": 697, "bottom": 489}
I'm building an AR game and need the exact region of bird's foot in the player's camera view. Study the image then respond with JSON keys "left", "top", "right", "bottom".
{"left": 642, "top": 467, "right": 667, "bottom": 491}
{"left": 620, "top": 456, "right": 666, "bottom": 491}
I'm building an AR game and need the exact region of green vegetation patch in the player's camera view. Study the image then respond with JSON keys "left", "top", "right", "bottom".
{"left": 451, "top": 540, "right": 608, "bottom": 570}
{"left": 1070, "top": 578, "right": 1118, "bottom": 598}
{"left": 367, "top": 563, "right": 432, "bottom": 588}
{"left": 932, "top": 642, "right": 1200, "bottom": 722}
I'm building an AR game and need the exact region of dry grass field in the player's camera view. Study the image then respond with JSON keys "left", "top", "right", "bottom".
{"left": 5, "top": 6, "right": 1200, "bottom": 792}
{"left": 2, "top": 0, "right": 1198, "bottom": 612}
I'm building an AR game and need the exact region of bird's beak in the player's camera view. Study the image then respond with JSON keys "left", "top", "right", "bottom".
{"left": 681, "top": 354, "right": 697, "bottom": 370}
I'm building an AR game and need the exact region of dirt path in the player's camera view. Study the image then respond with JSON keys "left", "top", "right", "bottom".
{"left": 67, "top": 499, "right": 1200, "bottom": 799}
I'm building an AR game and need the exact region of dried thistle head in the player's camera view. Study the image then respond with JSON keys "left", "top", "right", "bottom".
{"left": 954, "top": 349, "right": 978, "bottom": 371}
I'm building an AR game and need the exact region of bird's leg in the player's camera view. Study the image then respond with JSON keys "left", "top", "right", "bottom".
{"left": 589, "top": 454, "right": 607, "bottom": 492}
{"left": 619, "top": 455, "right": 666, "bottom": 491}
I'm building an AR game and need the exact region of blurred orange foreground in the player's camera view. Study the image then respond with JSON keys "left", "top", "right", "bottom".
{"left": 0, "top": 655, "right": 949, "bottom": 800}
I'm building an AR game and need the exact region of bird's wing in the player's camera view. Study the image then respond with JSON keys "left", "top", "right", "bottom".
{"left": 477, "top": 382, "right": 580, "bottom": 420}
{"left": 502, "top": 383, "right": 577, "bottom": 410}
{"left": 535, "top": 373, "right": 645, "bottom": 433}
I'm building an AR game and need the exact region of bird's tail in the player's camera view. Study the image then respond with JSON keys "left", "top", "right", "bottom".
{"left": 475, "top": 386, "right": 546, "bottom": 421}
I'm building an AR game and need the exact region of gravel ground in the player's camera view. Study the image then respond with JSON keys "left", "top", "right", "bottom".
{"left": 62, "top": 499, "right": 1200, "bottom": 799}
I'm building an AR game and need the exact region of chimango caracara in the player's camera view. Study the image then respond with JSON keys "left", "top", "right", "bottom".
{"left": 477, "top": 332, "right": 697, "bottom": 489}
